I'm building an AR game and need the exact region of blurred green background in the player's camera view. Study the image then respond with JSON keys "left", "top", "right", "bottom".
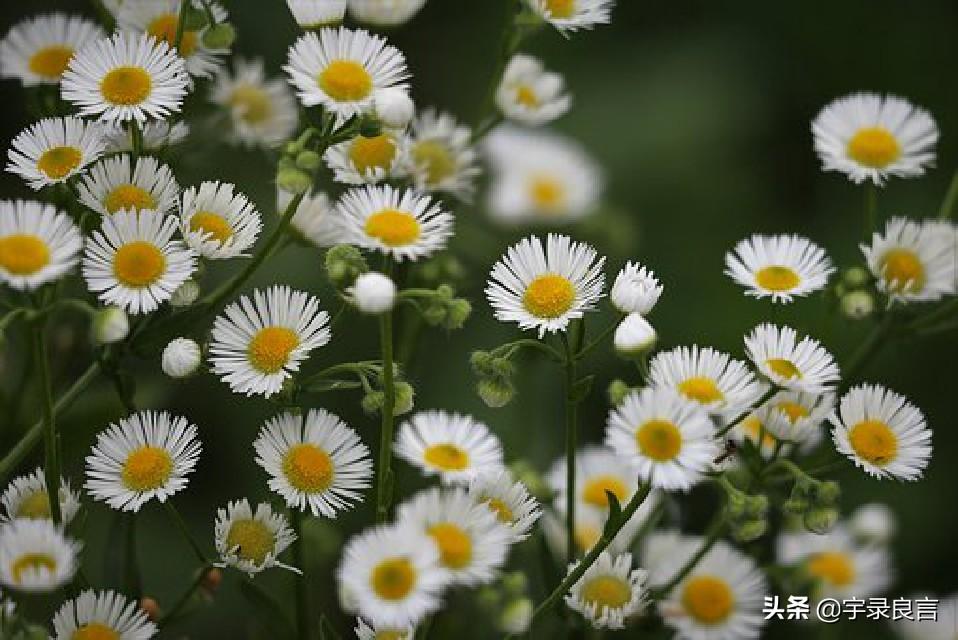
{"left": 1, "top": 1, "right": 956, "bottom": 638}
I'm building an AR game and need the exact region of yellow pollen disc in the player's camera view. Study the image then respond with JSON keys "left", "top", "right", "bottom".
{"left": 72, "top": 623, "right": 120, "bottom": 640}
{"left": 364, "top": 208, "right": 421, "bottom": 247}
{"left": 482, "top": 497, "right": 514, "bottom": 524}
{"left": 16, "top": 491, "right": 52, "bottom": 520}
{"left": 581, "top": 475, "right": 629, "bottom": 509}
{"left": 678, "top": 376, "right": 724, "bottom": 404}
{"left": 740, "top": 415, "right": 776, "bottom": 448}
{"left": 0, "top": 234, "right": 50, "bottom": 276}
{"left": 423, "top": 443, "right": 469, "bottom": 471}
{"left": 581, "top": 575, "right": 632, "bottom": 610}
{"left": 371, "top": 558, "right": 416, "bottom": 600}
{"left": 11, "top": 553, "right": 57, "bottom": 584}
{"left": 755, "top": 265, "right": 801, "bottom": 292}
{"left": 282, "top": 443, "right": 334, "bottom": 493}
{"left": 528, "top": 176, "right": 565, "bottom": 211}
{"left": 189, "top": 211, "right": 234, "bottom": 243}
{"left": 247, "top": 326, "right": 300, "bottom": 374}
{"left": 147, "top": 14, "right": 198, "bottom": 56}
{"left": 318, "top": 59, "right": 372, "bottom": 102}
{"left": 374, "top": 632, "right": 407, "bottom": 640}
{"left": 428, "top": 523, "right": 473, "bottom": 570}
{"left": 635, "top": 419, "right": 682, "bottom": 462}
{"left": 682, "top": 575, "right": 735, "bottom": 624}
{"left": 104, "top": 184, "right": 157, "bottom": 214}
{"left": 349, "top": 134, "right": 397, "bottom": 175}
{"left": 766, "top": 358, "right": 801, "bottom": 380}
{"left": 113, "top": 241, "right": 166, "bottom": 288}
{"left": 575, "top": 524, "right": 600, "bottom": 552}
{"left": 847, "top": 126, "right": 900, "bottom": 169}
{"left": 880, "top": 249, "right": 925, "bottom": 294}
{"left": 37, "top": 145, "right": 82, "bottom": 180}
{"left": 100, "top": 66, "right": 152, "bottom": 106}
{"left": 848, "top": 419, "right": 898, "bottom": 466}
{"left": 121, "top": 446, "right": 173, "bottom": 491}
{"left": 229, "top": 85, "right": 273, "bottom": 124}
{"left": 515, "top": 85, "right": 540, "bottom": 108}
{"left": 226, "top": 518, "right": 275, "bottom": 565}
{"left": 545, "top": 0, "right": 576, "bottom": 19}
{"left": 28, "top": 45, "right": 74, "bottom": 79}
{"left": 807, "top": 551, "right": 855, "bottom": 587}
{"left": 522, "top": 274, "right": 575, "bottom": 319}
{"left": 411, "top": 140, "right": 456, "bottom": 186}
{"left": 776, "top": 401, "right": 810, "bottom": 423}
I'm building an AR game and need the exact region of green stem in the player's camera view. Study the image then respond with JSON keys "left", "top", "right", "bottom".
{"left": 157, "top": 564, "right": 214, "bottom": 627}
{"left": 124, "top": 513, "right": 142, "bottom": 597}
{"left": 173, "top": 0, "right": 191, "bottom": 52}
{"left": 292, "top": 509, "right": 312, "bottom": 640}
{"left": 715, "top": 386, "right": 777, "bottom": 438}
{"left": 938, "top": 168, "right": 958, "bottom": 219}
{"left": 376, "top": 261, "right": 397, "bottom": 523}
{"left": 652, "top": 515, "right": 726, "bottom": 597}
{"left": 33, "top": 322, "right": 62, "bottom": 524}
{"left": 561, "top": 333, "right": 578, "bottom": 565}
{"left": 575, "top": 317, "right": 619, "bottom": 360}
{"left": 841, "top": 311, "right": 895, "bottom": 389}
{"left": 495, "top": 338, "right": 562, "bottom": 362}
{"left": 163, "top": 501, "right": 209, "bottom": 565}
{"left": 129, "top": 120, "right": 143, "bottom": 160}
{"left": 473, "top": 0, "right": 525, "bottom": 134}
{"left": 863, "top": 182, "right": 878, "bottom": 240}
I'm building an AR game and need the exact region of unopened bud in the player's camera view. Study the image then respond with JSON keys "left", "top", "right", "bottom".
{"left": 498, "top": 597, "right": 533, "bottom": 635}
{"left": 607, "top": 379, "right": 631, "bottom": 406}
{"left": 478, "top": 377, "right": 515, "bottom": 409}
{"left": 93, "top": 306, "right": 129, "bottom": 344}
{"left": 139, "top": 597, "right": 161, "bottom": 622}
{"left": 349, "top": 271, "right": 396, "bottom": 314}
{"left": 804, "top": 507, "right": 839, "bottom": 534}
{"left": 276, "top": 167, "right": 311, "bottom": 194}
{"left": 170, "top": 279, "right": 200, "bottom": 307}
{"left": 614, "top": 313, "right": 656, "bottom": 357}
{"left": 182, "top": 6, "right": 208, "bottom": 30}
{"left": 325, "top": 244, "right": 368, "bottom": 288}
{"left": 443, "top": 299, "right": 471, "bottom": 330}
{"left": 296, "top": 150, "right": 322, "bottom": 171}
{"left": 733, "top": 519, "right": 768, "bottom": 543}
{"left": 373, "top": 87, "right": 415, "bottom": 129}
{"left": 841, "top": 290, "right": 875, "bottom": 320}
{"left": 843, "top": 266, "right": 870, "bottom": 288}
{"left": 394, "top": 381, "right": 415, "bottom": 415}
{"left": 361, "top": 390, "right": 385, "bottom": 415}
{"left": 200, "top": 567, "right": 223, "bottom": 596}
{"left": 201, "top": 23, "right": 236, "bottom": 49}
{"left": 815, "top": 481, "right": 841, "bottom": 505}
{"left": 161, "top": 337, "right": 202, "bottom": 379}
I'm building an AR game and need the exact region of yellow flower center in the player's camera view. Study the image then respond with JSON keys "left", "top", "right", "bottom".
{"left": 282, "top": 443, "right": 334, "bottom": 493}
{"left": 229, "top": 85, "right": 273, "bottom": 124}
{"left": 121, "top": 445, "right": 173, "bottom": 491}
{"left": 113, "top": 241, "right": 166, "bottom": 288}
{"left": 678, "top": 376, "right": 724, "bottom": 404}
{"left": 73, "top": 623, "right": 120, "bottom": 640}
{"left": 147, "top": 14, "right": 198, "bottom": 57}
{"left": 364, "top": 209, "right": 421, "bottom": 247}
{"left": 755, "top": 265, "right": 801, "bottom": 292}
{"left": 247, "top": 326, "right": 299, "bottom": 374}
{"left": 528, "top": 176, "right": 565, "bottom": 211}
{"left": 807, "top": 551, "right": 855, "bottom": 587}
{"left": 104, "top": 184, "right": 157, "bottom": 214}
{"left": 100, "top": 66, "right": 153, "bottom": 106}
{"left": 349, "top": 134, "right": 397, "bottom": 175}
{"left": 428, "top": 523, "right": 472, "bottom": 570}
{"left": 482, "top": 497, "right": 514, "bottom": 524}
{"left": 880, "top": 248, "right": 925, "bottom": 294}
{"left": 522, "top": 274, "right": 575, "bottom": 319}
{"left": 371, "top": 558, "right": 416, "bottom": 600}
{"left": 423, "top": 443, "right": 469, "bottom": 471}
{"left": 545, "top": 0, "right": 576, "bottom": 19}
{"left": 11, "top": 553, "right": 57, "bottom": 584}
{"left": 847, "top": 127, "right": 900, "bottom": 169}
{"left": 740, "top": 415, "right": 777, "bottom": 448}
{"left": 16, "top": 491, "right": 52, "bottom": 519}
{"left": 848, "top": 419, "right": 897, "bottom": 466}
{"left": 515, "top": 85, "right": 540, "bottom": 107}
{"left": 0, "top": 234, "right": 50, "bottom": 276}
{"left": 581, "top": 475, "right": 629, "bottom": 509}
{"left": 411, "top": 140, "right": 456, "bottom": 186}
{"left": 775, "top": 401, "right": 810, "bottom": 423}
{"left": 581, "top": 575, "right": 632, "bottom": 610}
{"left": 575, "top": 524, "right": 600, "bottom": 552}
{"left": 682, "top": 575, "right": 735, "bottom": 624}
{"left": 318, "top": 60, "right": 372, "bottom": 102}
{"left": 28, "top": 45, "right": 74, "bottom": 79}
{"left": 226, "top": 518, "right": 275, "bottom": 565}
{"left": 374, "top": 632, "right": 407, "bottom": 640}
{"left": 189, "top": 211, "right": 234, "bottom": 243}
{"left": 766, "top": 358, "right": 801, "bottom": 380}
{"left": 37, "top": 145, "right": 83, "bottom": 179}
{"left": 635, "top": 419, "right": 682, "bottom": 462}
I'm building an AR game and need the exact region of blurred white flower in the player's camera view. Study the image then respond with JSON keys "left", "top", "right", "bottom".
{"left": 349, "top": 272, "right": 397, "bottom": 314}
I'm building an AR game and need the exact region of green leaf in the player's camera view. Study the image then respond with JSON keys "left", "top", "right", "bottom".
{"left": 302, "top": 379, "right": 362, "bottom": 393}
{"left": 130, "top": 303, "right": 212, "bottom": 357}
{"left": 603, "top": 490, "right": 623, "bottom": 537}
{"left": 569, "top": 375, "right": 595, "bottom": 402}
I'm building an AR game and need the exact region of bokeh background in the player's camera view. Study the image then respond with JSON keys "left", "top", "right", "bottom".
{"left": 1, "top": 1, "right": 956, "bottom": 637}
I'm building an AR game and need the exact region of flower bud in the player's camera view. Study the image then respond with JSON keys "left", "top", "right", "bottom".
{"left": 162, "top": 338, "right": 202, "bottom": 378}
{"left": 200, "top": 567, "right": 223, "bottom": 597}
{"left": 614, "top": 313, "right": 656, "bottom": 356}
{"left": 361, "top": 390, "right": 385, "bottom": 415}
{"left": 732, "top": 518, "right": 768, "bottom": 543}
{"left": 841, "top": 290, "right": 875, "bottom": 319}
{"left": 182, "top": 6, "right": 209, "bottom": 30}
{"left": 782, "top": 497, "right": 809, "bottom": 515}
{"left": 139, "top": 597, "right": 161, "bottom": 622}
{"left": 814, "top": 481, "right": 841, "bottom": 505}
{"left": 170, "top": 279, "right": 201, "bottom": 307}
{"left": 443, "top": 298, "right": 472, "bottom": 330}
{"left": 201, "top": 23, "right": 236, "bottom": 49}
{"left": 746, "top": 494, "right": 769, "bottom": 517}
{"left": 358, "top": 117, "right": 382, "bottom": 139}
{"left": 276, "top": 167, "right": 311, "bottom": 194}
{"left": 93, "top": 306, "right": 129, "bottom": 344}
{"left": 295, "top": 150, "right": 322, "bottom": 171}
{"left": 421, "top": 303, "right": 447, "bottom": 326}
{"left": 470, "top": 350, "right": 496, "bottom": 377}
{"left": 610, "top": 262, "right": 663, "bottom": 315}
{"left": 607, "top": 379, "right": 631, "bottom": 406}
{"left": 843, "top": 266, "right": 870, "bottom": 288}
{"left": 804, "top": 507, "right": 839, "bottom": 534}
{"left": 394, "top": 381, "right": 415, "bottom": 415}
{"left": 349, "top": 271, "right": 396, "bottom": 314}
{"left": 478, "top": 377, "right": 515, "bottom": 408}
{"left": 498, "top": 597, "right": 533, "bottom": 635}
{"left": 373, "top": 87, "right": 415, "bottom": 129}
{"left": 325, "top": 244, "right": 368, "bottom": 288}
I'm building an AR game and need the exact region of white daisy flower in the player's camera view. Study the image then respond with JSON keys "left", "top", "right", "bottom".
{"left": 6, "top": 117, "right": 106, "bottom": 190}
{"left": 610, "top": 261, "right": 663, "bottom": 315}
{"left": 486, "top": 233, "right": 605, "bottom": 337}
{"left": 78, "top": 154, "right": 180, "bottom": 216}
{"left": 656, "top": 540, "right": 768, "bottom": 640}
{"left": 861, "top": 216, "right": 957, "bottom": 303}
{"left": 324, "top": 130, "right": 407, "bottom": 185}
{"left": 724, "top": 234, "right": 835, "bottom": 303}
{"left": 335, "top": 184, "right": 454, "bottom": 262}
{"left": 565, "top": 551, "right": 648, "bottom": 629}
{"left": 641, "top": 530, "right": 700, "bottom": 581}
{"left": 373, "top": 87, "right": 415, "bottom": 128}
{"left": 337, "top": 524, "right": 449, "bottom": 628}
{"left": 744, "top": 323, "right": 840, "bottom": 394}
{"left": 214, "top": 498, "right": 298, "bottom": 576}
{"left": 288, "top": 0, "right": 348, "bottom": 28}
{"left": 285, "top": 27, "right": 409, "bottom": 123}
{"left": 0, "top": 200, "right": 82, "bottom": 291}
{"left": 209, "top": 286, "right": 331, "bottom": 397}
{"left": 468, "top": 470, "right": 541, "bottom": 542}
{"left": 278, "top": 188, "right": 342, "bottom": 248}
{"left": 830, "top": 384, "right": 931, "bottom": 481}
{"left": 894, "top": 593, "right": 958, "bottom": 640}
{"left": 777, "top": 525, "right": 891, "bottom": 600}
{"left": 606, "top": 387, "right": 720, "bottom": 492}
{"left": 211, "top": 58, "right": 299, "bottom": 149}
{"left": 648, "top": 345, "right": 764, "bottom": 420}
{"left": 496, "top": 54, "right": 571, "bottom": 126}
{"left": 51, "top": 589, "right": 157, "bottom": 640}
{"left": 848, "top": 503, "right": 896, "bottom": 545}
{"left": 179, "top": 181, "right": 262, "bottom": 259}
{"left": 542, "top": 492, "right": 659, "bottom": 559}
{"left": 0, "top": 519, "right": 80, "bottom": 593}
{"left": 61, "top": 31, "right": 189, "bottom": 123}
{"left": 348, "top": 0, "right": 428, "bottom": 27}
{"left": 84, "top": 410, "right": 201, "bottom": 512}
{"left": 0, "top": 14, "right": 104, "bottom": 86}
{"left": 82, "top": 210, "right": 196, "bottom": 315}
{"left": 1, "top": 467, "right": 81, "bottom": 525}
{"left": 526, "top": 0, "right": 613, "bottom": 34}
{"left": 812, "top": 92, "right": 938, "bottom": 186}
{"left": 547, "top": 446, "right": 639, "bottom": 518}
{"left": 484, "top": 126, "right": 602, "bottom": 224}
{"left": 406, "top": 109, "right": 480, "bottom": 200}
{"left": 355, "top": 617, "right": 414, "bottom": 640}
{"left": 117, "top": 0, "right": 230, "bottom": 79}
{"left": 395, "top": 410, "right": 504, "bottom": 486}
{"left": 102, "top": 120, "right": 190, "bottom": 153}
{"left": 253, "top": 409, "right": 372, "bottom": 517}
{"left": 396, "top": 487, "right": 511, "bottom": 586}
{"left": 755, "top": 390, "right": 834, "bottom": 445}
